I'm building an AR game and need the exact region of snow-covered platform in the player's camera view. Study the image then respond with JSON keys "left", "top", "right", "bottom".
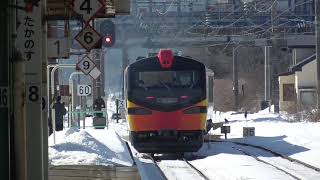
{"left": 49, "top": 165, "right": 139, "bottom": 180}
{"left": 48, "top": 128, "right": 139, "bottom": 180}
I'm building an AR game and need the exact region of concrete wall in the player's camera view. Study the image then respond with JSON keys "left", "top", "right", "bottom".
{"left": 295, "top": 59, "right": 316, "bottom": 89}
{"left": 295, "top": 59, "right": 317, "bottom": 109}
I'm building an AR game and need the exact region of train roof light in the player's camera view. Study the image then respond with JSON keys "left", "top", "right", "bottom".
{"left": 157, "top": 49, "right": 174, "bottom": 68}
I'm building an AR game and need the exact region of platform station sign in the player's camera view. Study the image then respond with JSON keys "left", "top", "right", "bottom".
{"left": 16, "top": 1, "right": 44, "bottom": 179}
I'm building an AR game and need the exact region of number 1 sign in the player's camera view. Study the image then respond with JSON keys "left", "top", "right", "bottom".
{"left": 47, "top": 38, "right": 69, "bottom": 58}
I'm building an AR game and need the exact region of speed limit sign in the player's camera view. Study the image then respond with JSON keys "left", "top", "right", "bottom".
{"left": 77, "top": 85, "right": 92, "bottom": 96}
{"left": 73, "top": 0, "right": 103, "bottom": 22}
{"left": 75, "top": 25, "right": 101, "bottom": 51}
{"left": 76, "top": 55, "right": 96, "bottom": 75}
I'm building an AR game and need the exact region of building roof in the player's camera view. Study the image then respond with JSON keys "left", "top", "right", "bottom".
{"left": 278, "top": 71, "right": 294, "bottom": 76}
{"left": 289, "top": 54, "right": 316, "bottom": 72}
{"left": 278, "top": 54, "right": 316, "bottom": 76}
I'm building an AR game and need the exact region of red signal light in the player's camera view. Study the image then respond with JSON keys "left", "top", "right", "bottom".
{"left": 103, "top": 35, "right": 114, "bottom": 47}
{"left": 105, "top": 36, "right": 112, "bottom": 43}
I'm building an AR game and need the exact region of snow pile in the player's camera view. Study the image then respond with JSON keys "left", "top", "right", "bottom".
{"left": 210, "top": 109, "right": 320, "bottom": 168}
{"left": 49, "top": 128, "right": 133, "bottom": 167}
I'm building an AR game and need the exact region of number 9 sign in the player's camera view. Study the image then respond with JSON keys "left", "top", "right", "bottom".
{"left": 76, "top": 55, "right": 96, "bottom": 75}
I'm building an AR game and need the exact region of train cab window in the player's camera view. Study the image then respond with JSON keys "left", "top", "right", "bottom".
{"left": 130, "top": 70, "right": 204, "bottom": 107}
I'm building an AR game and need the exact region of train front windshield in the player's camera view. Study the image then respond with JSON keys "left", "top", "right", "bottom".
{"left": 129, "top": 70, "right": 205, "bottom": 110}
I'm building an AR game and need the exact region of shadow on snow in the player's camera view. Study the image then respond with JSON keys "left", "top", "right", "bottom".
{"left": 192, "top": 135, "right": 310, "bottom": 159}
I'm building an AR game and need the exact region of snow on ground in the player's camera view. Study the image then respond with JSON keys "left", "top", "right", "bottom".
{"left": 52, "top": 95, "right": 320, "bottom": 179}
{"left": 103, "top": 98, "right": 320, "bottom": 179}
{"left": 210, "top": 108, "right": 320, "bottom": 169}
{"left": 48, "top": 128, "right": 133, "bottom": 167}
{"left": 192, "top": 142, "right": 296, "bottom": 180}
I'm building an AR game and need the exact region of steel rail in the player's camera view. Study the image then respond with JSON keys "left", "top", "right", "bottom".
{"left": 231, "top": 145, "right": 301, "bottom": 180}
{"left": 182, "top": 158, "right": 210, "bottom": 180}
{"left": 144, "top": 154, "right": 169, "bottom": 180}
{"left": 208, "top": 140, "right": 320, "bottom": 172}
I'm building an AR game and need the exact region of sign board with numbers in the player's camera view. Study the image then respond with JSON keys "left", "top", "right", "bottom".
{"left": 16, "top": 1, "right": 43, "bottom": 177}
{"left": 75, "top": 25, "right": 102, "bottom": 51}
{"left": 73, "top": 0, "right": 103, "bottom": 22}
{"left": 118, "top": 99, "right": 125, "bottom": 109}
{"left": 76, "top": 55, "right": 96, "bottom": 75}
{"left": 77, "top": 85, "right": 92, "bottom": 96}
{"left": 47, "top": 38, "right": 69, "bottom": 58}
{"left": 0, "top": 87, "right": 8, "bottom": 108}
{"left": 221, "top": 126, "right": 230, "bottom": 134}
{"left": 26, "top": 85, "right": 41, "bottom": 103}
{"left": 243, "top": 127, "right": 255, "bottom": 137}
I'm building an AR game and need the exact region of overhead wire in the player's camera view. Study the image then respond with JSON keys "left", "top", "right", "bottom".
{"left": 135, "top": 0, "right": 314, "bottom": 49}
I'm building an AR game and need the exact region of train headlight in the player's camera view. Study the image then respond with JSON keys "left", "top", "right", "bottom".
{"left": 183, "top": 106, "right": 207, "bottom": 114}
{"left": 128, "top": 107, "right": 152, "bottom": 115}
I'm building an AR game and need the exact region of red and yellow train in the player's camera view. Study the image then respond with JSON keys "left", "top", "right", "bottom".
{"left": 124, "top": 49, "right": 208, "bottom": 153}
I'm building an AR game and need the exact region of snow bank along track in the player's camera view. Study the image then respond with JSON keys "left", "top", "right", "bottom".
{"left": 49, "top": 142, "right": 140, "bottom": 180}
{"left": 209, "top": 140, "right": 320, "bottom": 180}
{"left": 146, "top": 154, "right": 210, "bottom": 180}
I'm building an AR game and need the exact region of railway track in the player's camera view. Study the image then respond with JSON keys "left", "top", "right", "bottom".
{"left": 209, "top": 140, "right": 320, "bottom": 180}
{"left": 145, "top": 154, "right": 210, "bottom": 180}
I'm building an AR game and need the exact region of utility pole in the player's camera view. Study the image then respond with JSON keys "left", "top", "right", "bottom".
{"left": 316, "top": 0, "right": 320, "bottom": 109}
{"left": 264, "top": 46, "right": 271, "bottom": 102}
{"left": 233, "top": 46, "right": 239, "bottom": 111}
{"left": 271, "top": 0, "right": 280, "bottom": 112}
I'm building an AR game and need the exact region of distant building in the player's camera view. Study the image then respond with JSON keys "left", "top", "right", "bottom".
{"left": 278, "top": 53, "right": 316, "bottom": 112}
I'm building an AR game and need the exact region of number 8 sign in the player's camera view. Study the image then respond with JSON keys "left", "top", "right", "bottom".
{"left": 76, "top": 55, "right": 96, "bottom": 75}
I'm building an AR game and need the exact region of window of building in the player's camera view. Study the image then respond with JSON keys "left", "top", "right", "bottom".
{"left": 300, "top": 90, "right": 316, "bottom": 107}
{"left": 283, "top": 84, "right": 295, "bottom": 101}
